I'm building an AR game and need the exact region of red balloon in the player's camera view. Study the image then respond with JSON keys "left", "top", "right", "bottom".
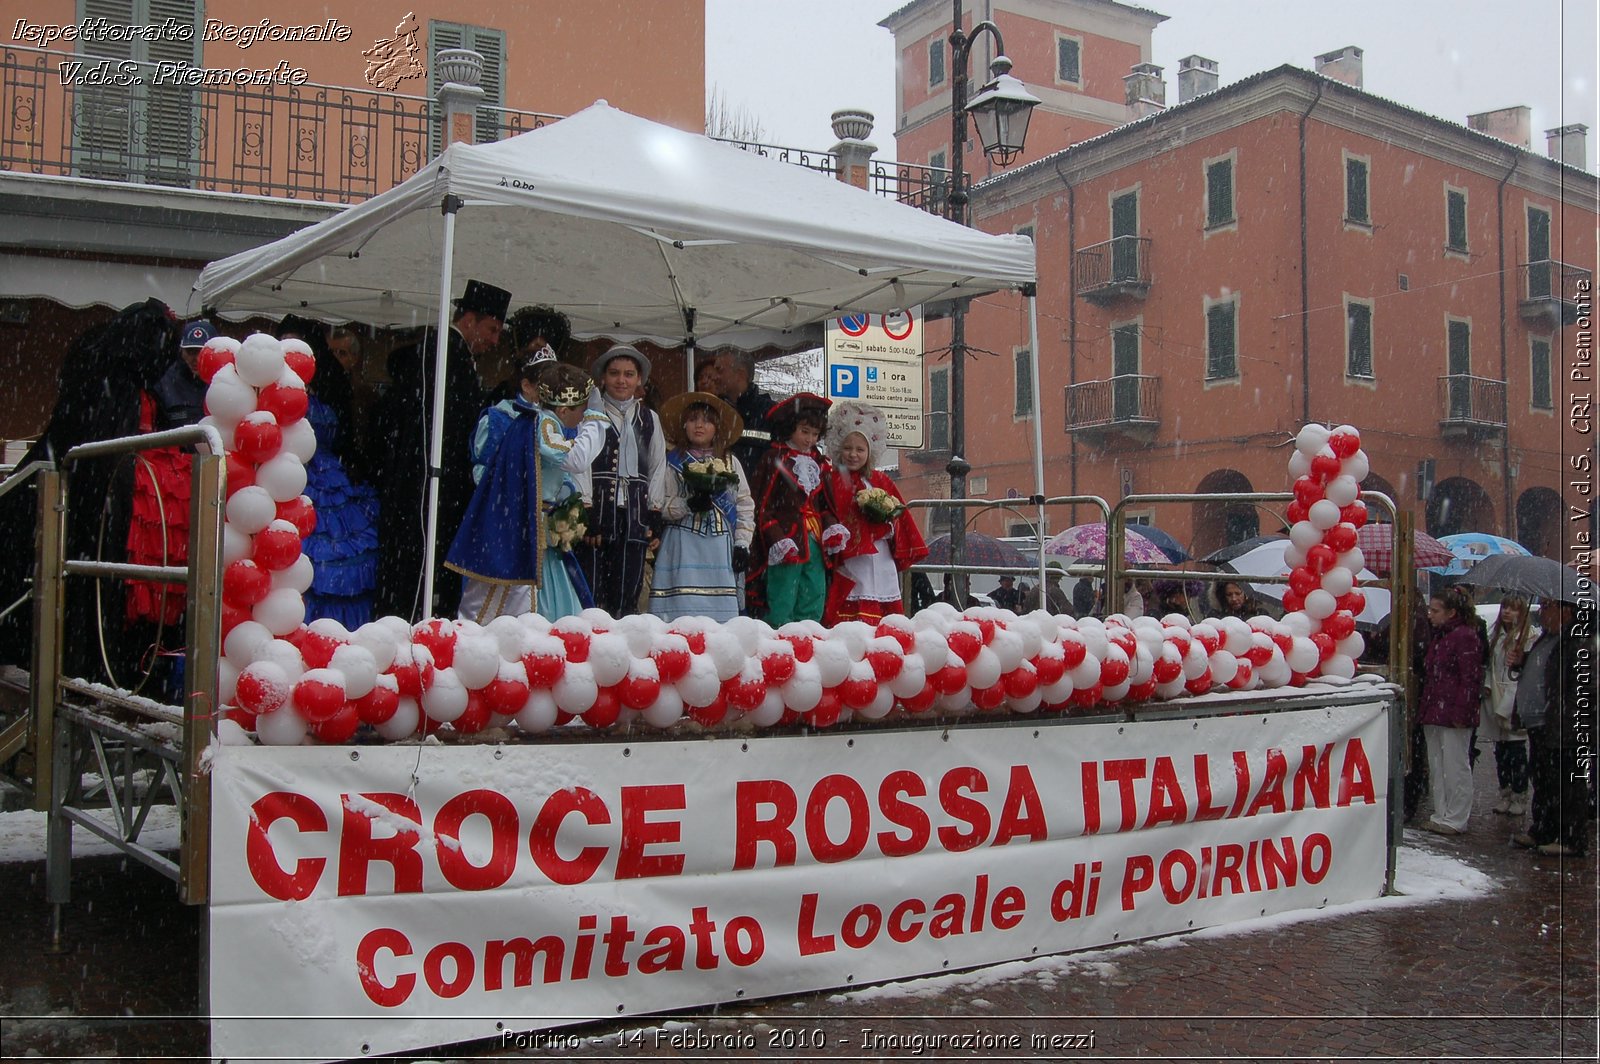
{"left": 253, "top": 524, "right": 302, "bottom": 571}
{"left": 1311, "top": 631, "right": 1336, "bottom": 661}
{"left": 622, "top": 671, "right": 665, "bottom": 710}
{"left": 1033, "top": 654, "right": 1066, "bottom": 686}
{"left": 354, "top": 684, "right": 400, "bottom": 724}
{"left": 221, "top": 602, "right": 252, "bottom": 639}
{"left": 873, "top": 622, "right": 916, "bottom": 652}
{"left": 1288, "top": 566, "right": 1319, "bottom": 597}
{"left": 585, "top": 687, "right": 622, "bottom": 728}
{"left": 1289, "top": 671, "right": 1311, "bottom": 687}
{"left": 225, "top": 453, "right": 256, "bottom": 498}
{"left": 483, "top": 677, "right": 530, "bottom": 714}
{"left": 760, "top": 651, "right": 795, "bottom": 685}
{"left": 1340, "top": 500, "right": 1369, "bottom": 528}
{"left": 970, "top": 617, "right": 998, "bottom": 644}
{"left": 946, "top": 628, "right": 982, "bottom": 664}
{"left": 1310, "top": 453, "right": 1342, "bottom": 483}
{"left": 310, "top": 702, "right": 360, "bottom": 743}
{"left": 838, "top": 673, "right": 878, "bottom": 709}
{"left": 1293, "top": 478, "right": 1325, "bottom": 507}
{"left": 453, "top": 692, "right": 495, "bottom": 734}
{"left": 1281, "top": 589, "right": 1306, "bottom": 613}
{"left": 1323, "top": 523, "right": 1358, "bottom": 554}
{"left": 235, "top": 667, "right": 288, "bottom": 715}
{"left": 866, "top": 648, "right": 902, "bottom": 682}
{"left": 1002, "top": 666, "right": 1038, "bottom": 698}
{"left": 1228, "top": 660, "right": 1254, "bottom": 689}
{"left": 971, "top": 683, "right": 1006, "bottom": 710}
{"left": 1070, "top": 683, "right": 1103, "bottom": 708}
{"left": 412, "top": 619, "right": 457, "bottom": 669}
{"left": 1059, "top": 636, "right": 1087, "bottom": 669}
{"left": 522, "top": 649, "right": 564, "bottom": 688}
{"left": 293, "top": 675, "right": 344, "bottom": 722}
{"left": 1099, "top": 655, "right": 1131, "bottom": 688}
{"left": 1246, "top": 640, "right": 1274, "bottom": 667}
{"left": 1305, "top": 543, "right": 1337, "bottom": 575}
{"left": 1184, "top": 671, "right": 1213, "bottom": 695}
{"left": 223, "top": 705, "right": 258, "bottom": 731}
{"left": 1286, "top": 500, "right": 1308, "bottom": 524}
{"left": 1127, "top": 680, "right": 1158, "bottom": 702}
{"left": 283, "top": 346, "right": 316, "bottom": 385}
{"left": 652, "top": 646, "right": 692, "bottom": 684}
{"left": 258, "top": 381, "right": 308, "bottom": 425}
{"left": 1329, "top": 431, "right": 1361, "bottom": 458}
{"left": 687, "top": 696, "right": 728, "bottom": 727}
{"left": 299, "top": 628, "right": 343, "bottom": 670}
{"left": 1338, "top": 590, "right": 1367, "bottom": 615}
{"left": 1323, "top": 611, "right": 1356, "bottom": 641}
{"left": 554, "top": 629, "right": 591, "bottom": 663}
{"left": 276, "top": 495, "right": 317, "bottom": 537}
{"left": 222, "top": 559, "right": 272, "bottom": 609}
{"left": 808, "top": 689, "right": 843, "bottom": 727}
{"left": 1152, "top": 655, "right": 1183, "bottom": 685}
{"left": 234, "top": 416, "right": 283, "bottom": 464}
{"left": 1271, "top": 631, "right": 1295, "bottom": 657}
{"left": 777, "top": 633, "right": 813, "bottom": 662}
{"left": 197, "top": 342, "right": 235, "bottom": 383}
{"left": 900, "top": 685, "right": 937, "bottom": 713}
{"left": 930, "top": 662, "right": 968, "bottom": 695}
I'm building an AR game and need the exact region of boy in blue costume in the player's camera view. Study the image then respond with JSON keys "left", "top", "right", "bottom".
{"left": 447, "top": 352, "right": 605, "bottom": 623}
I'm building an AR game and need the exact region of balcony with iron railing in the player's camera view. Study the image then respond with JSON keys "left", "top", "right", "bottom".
{"left": 1518, "top": 259, "right": 1593, "bottom": 327}
{"left": 1065, "top": 374, "right": 1160, "bottom": 441}
{"left": 2, "top": 44, "right": 955, "bottom": 212}
{"left": 1075, "top": 236, "right": 1152, "bottom": 304}
{"left": 1438, "top": 374, "right": 1506, "bottom": 436}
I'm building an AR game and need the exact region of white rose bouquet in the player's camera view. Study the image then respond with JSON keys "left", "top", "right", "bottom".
{"left": 683, "top": 456, "right": 739, "bottom": 495}
{"left": 855, "top": 486, "right": 905, "bottom": 523}
{"left": 546, "top": 495, "right": 587, "bottom": 552}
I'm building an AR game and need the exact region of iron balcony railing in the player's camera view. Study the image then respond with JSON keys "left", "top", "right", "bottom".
{"left": 4, "top": 44, "right": 955, "bottom": 212}
{"left": 1075, "top": 235, "right": 1152, "bottom": 301}
{"left": 1519, "top": 259, "right": 1593, "bottom": 325}
{"left": 1065, "top": 374, "right": 1160, "bottom": 431}
{"left": 1438, "top": 374, "right": 1506, "bottom": 429}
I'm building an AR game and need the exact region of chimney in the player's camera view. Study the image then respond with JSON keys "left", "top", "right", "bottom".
{"left": 1314, "top": 46, "right": 1363, "bottom": 89}
{"left": 1123, "top": 63, "right": 1165, "bottom": 121}
{"left": 1177, "top": 55, "right": 1219, "bottom": 102}
{"left": 1546, "top": 124, "right": 1588, "bottom": 168}
{"left": 1467, "top": 105, "right": 1531, "bottom": 150}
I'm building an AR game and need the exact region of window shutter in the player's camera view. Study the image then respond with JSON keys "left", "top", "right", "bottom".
{"left": 1446, "top": 190, "right": 1467, "bottom": 251}
{"left": 143, "top": 0, "right": 200, "bottom": 184}
{"left": 1206, "top": 302, "right": 1236, "bottom": 379}
{"left": 928, "top": 39, "right": 945, "bottom": 87}
{"left": 928, "top": 369, "right": 949, "bottom": 450}
{"left": 467, "top": 26, "right": 505, "bottom": 144}
{"left": 74, "top": 0, "right": 139, "bottom": 177}
{"left": 1014, "top": 349, "right": 1032, "bottom": 416}
{"left": 1531, "top": 338, "right": 1552, "bottom": 409}
{"left": 1206, "top": 160, "right": 1233, "bottom": 226}
{"left": 1347, "top": 303, "right": 1372, "bottom": 377}
{"left": 1345, "top": 158, "right": 1368, "bottom": 223}
{"left": 1112, "top": 326, "right": 1140, "bottom": 419}
{"left": 1447, "top": 320, "right": 1471, "bottom": 375}
{"left": 1057, "top": 38, "right": 1080, "bottom": 83}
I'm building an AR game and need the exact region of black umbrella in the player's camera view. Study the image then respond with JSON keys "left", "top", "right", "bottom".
{"left": 924, "top": 533, "right": 1030, "bottom": 568}
{"left": 1200, "top": 534, "right": 1288, "bottom": 566}
{"left": 1453, "top": 554, "right": 1593, "bottom": 605}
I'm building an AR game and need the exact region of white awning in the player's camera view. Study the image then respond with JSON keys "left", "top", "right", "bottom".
{"left": 0, "top": 254, "right": 201, "bottom": 314}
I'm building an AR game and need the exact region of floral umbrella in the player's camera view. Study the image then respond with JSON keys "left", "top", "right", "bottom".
{"left": 1353, "top": 524, "right": 1453, "bottom": 575}
{"left": 1426, "top": 532, "right": 1532, "bottom": 576}
{"left": 1043, "top": 523, "right": 1174, "bottom": 564}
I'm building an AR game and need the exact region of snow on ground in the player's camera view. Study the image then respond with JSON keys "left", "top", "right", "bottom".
{"left": 0, "top": 806, "right": 180, "bottom": 863}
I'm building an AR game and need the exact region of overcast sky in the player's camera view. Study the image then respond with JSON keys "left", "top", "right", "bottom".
{"left": 706, "top": 0, "right": 1598, "bottom": 170}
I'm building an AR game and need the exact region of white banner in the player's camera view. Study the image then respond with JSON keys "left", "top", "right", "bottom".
{"left": 210, "top": 701, "right": 1389, "bottom": 1062}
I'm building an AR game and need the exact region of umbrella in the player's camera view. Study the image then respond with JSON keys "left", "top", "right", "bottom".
{"left": 1221, "top": 539, "right": 1392, "bottom": 626}
{"left": 1354, "top": 524, "right": 1453, "bottom": 575}
{"left": 1202, "top": 534, "right": 1288, "bottom": 565}
{"left": 1043, "top": 523, "right": 1174, "bottom": 564}
{"left": 1128, "top": 524, "right": 1191, "bottom": 563}
{"left": 1427, "top": 532, "right": 1532, "bottom": 576}
{"left": 1453, "top": 554, "right": 1593, "bottom": 605}
{"left": 924, "top": 533, "right": 1030, "bottom": 568}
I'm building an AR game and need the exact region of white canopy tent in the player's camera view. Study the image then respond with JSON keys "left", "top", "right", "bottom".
{"left": 194, "top": 102, "right": 1042, "bottom": 607}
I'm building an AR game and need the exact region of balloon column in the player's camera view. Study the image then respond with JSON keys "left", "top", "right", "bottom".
{"left": 1281, "top": 423, "right": 1369, "bottom": 681}
{"left": 201, "top": 362, "right": 1365, "bottom": 747}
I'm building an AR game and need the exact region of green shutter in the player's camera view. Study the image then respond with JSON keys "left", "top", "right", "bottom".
{"left": 1057, "top": 38, "right": 1080, "bottom": 83}
{"left": 143, "top": 0, "right": 201, "bottom": 185}
{"left": 1014, "top": 349, "right": 1032, "bottom": 416}
{"left": 74, "top": 0, "right": 139, "bottom": 177}
{"left": 468, "top": 26, "right": 505, "bottom": 143}
{"left": 1112, "top": 325, "right": 1139, "bottom": 419}
{"left": 1346, "top": 158, "right": 1369, "bottom": 223}
{"left": 1447, "top": 320, "right": 1471, "bottom": 375}
{"left": 1531, "top": 338, "right": 1552, "bottom": 409}
{"left": 1446, "top": 190, "right": 1467, "bottom": 251}
{"left": 1347, "top": 303, "right": 1372, "bottom": 377}
{"left": 1206, "top": 302, "right": 1236, "bottom": 379}
{"left": 1206, "top": 159, "right": 1233, "bottom": 227}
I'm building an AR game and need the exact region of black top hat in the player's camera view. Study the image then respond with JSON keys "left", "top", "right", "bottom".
{"left": 454, "top": 279, "right": 512, "bottom": 322}
{"left": 276, "top": 313, "right": 324, "bottom": 341}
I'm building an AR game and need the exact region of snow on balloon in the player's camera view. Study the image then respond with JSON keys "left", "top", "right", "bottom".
{"left": 208, "top": 372, "right": 1364, "bottom": 745}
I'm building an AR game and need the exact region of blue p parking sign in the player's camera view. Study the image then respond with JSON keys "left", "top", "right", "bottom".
{"left": 830, "top": 364, "right": 859, "bottom": 397}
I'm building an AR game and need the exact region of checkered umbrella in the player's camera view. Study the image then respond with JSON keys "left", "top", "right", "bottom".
{"left": 1353, "top": 524, "right": 1453, "bottom": 575}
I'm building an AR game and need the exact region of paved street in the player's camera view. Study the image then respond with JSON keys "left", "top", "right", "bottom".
{"left": 0, "top": 761, "right": 1593, "bottom": 1062}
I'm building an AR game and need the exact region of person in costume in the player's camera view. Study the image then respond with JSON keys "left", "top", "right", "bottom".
{"left": 649, "top": 392, "right": 754, "bottom": 622}
{"left": 446, "top": 355, "right": 606, "bottom": 623}
{"left": 278, "top": 315, "right": 380, "bottom": 630}
{"left": 747, "top": 393, "right": 848, "bottom": 625}
{"left": 576, "top": 344, "right": 666, "bottom": 617}
{"left": 371, "top": 278, "right": 507, "bottom": 620}
{"left": 820, "top": 400, "right": 928, "bottom": 625}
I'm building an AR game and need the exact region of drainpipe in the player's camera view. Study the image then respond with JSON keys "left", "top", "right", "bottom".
{"left": 1298, "top": 78, "right": 1325, "bottom": 426}
{"left": 1496, "top": 148, "right": 1520, "bottom": 539}
{"left": 1054, "top": 158, "right": 1079, "bottom": 521}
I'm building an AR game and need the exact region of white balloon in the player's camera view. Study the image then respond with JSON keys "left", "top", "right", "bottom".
{"left": 887, "top": 656, "right": 928, "bottom": 699}
{"left": 1287, "top": 637, "right": 1320, "bottom": 674}
{"left": 329, "top": 644, "right": 378, "bottom": 700}
{"left": 1309, "top": 499, "right": 1342, "bottom": 530}
{"left": 677, "top": 654, "right": 722, "bottom": 707}
{"left": 255, "top": 705, "right": 308, "bottom": 746}
{"left": 913, "top": 628, "right": 950, "bottom": 675}
{"left": 251, "top": 638, "right": 304, "bottom": 675}
{"left": 422, "top": 667, "right": 469, "bottom": 722}
{"left": 236, "top": 332, "right": 286, "bottom": 388}
{"left": 1284, "top": 543, "right": 1307, "bottom": 567}
{"left": 216, "top": 718, "right": 253, "bottom": 746}
{"left": 967, "top": 646, "right": 1002, "bottom": 690}
{"left": 350, "top": 623, "right": 399, "bottom": 673}
{"left": 204, "top": 364, "right": 256, "bottom": 424}
{"left": 1295, "top": 423, "right": 1332, "bottom": 455}
{"left": 1304, "top": 588, "right": 1337, "bottom": 619}
{"left": 1325, "top": 475, "right": 1360, "bottom": 507}
{"left": 198, "top": 415, "right": 234, "bottom": 454}
{"left": 453, "top": 634, "right": 502, "bottom": 690}
{"left": 779, "top": 661, "right": 823, "bottom": 713}
{"left": 1320, "top": 567, "right": 1354, "bottom": 597}
{"left": 222, "top": 524, "right": 251, "bottom": 566}
{"left": 281, "top": 417, "right": 317, "bottom": 463}
{"left": 218, "top": 657, "right": 239, "bottom": 705}
{"left": 514, "top": 689, "right": 559, "bottom": 733}
{"left": 252, "top": 587, "right": 305, "bottom": 636}
{"left": 1336, "top": 632, "right": 1366, "bottom": 659}
{"left": 641, "top": 687, "right": 685, "bottom": 728}
{"left": 1209, "top": 650, "right": 1239, "bottom": 686}
{"left": 256, "top": 454, "right": 308, "bottom": 503}
{"left": 376, "top": 697, "right": 422, "bottom": 740}
{"left": 1289, "top": 520, "right": 1323, "bottom": 550}
{"left": 811, "top": 639, "right": 852, "bottom": 688}
{"left": 1287, "top": 450, "right": 1312, "bottom": 478}
{"left": 1257, "top": 650, "right": 1291, "bottom": 688}
{"left": 1322, "top": 653, "right": 1357, "bottom": 679}
{"left": 587, "top": 633, "right": 633, "bottom": 687}
{"left": 1337, "top": 547, "right": 1366, "bottom": 574}
{"left": 272, "top": 553, "right": 315, "bottom": 593}
{"left": 223, "top": 619, "right": 273, "bottom": 667}
{"left": 1281, "top": 610, "right": 1315, "bottom": 638}
{"left": 226, "top": 485, "right": 278, "bottom": 535}
{"left": 552, "top": 662, "right": 599, "bottom": 715}
{"left": 857, "top": 685, "right": 896, "bottom": 720}
{"left": 1343, "top": 449, "right": 1370, "bottom": 483}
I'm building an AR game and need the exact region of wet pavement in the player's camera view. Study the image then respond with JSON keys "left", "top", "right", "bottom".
{"left": 0, "top": 752, "right": 1593, "bottom": 1063}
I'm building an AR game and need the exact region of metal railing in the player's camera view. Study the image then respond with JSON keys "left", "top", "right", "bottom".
{"left": 1066, "top": 374, "right": 1160, "bottom": 431}
{"left": 1437, "top": 374, "right": 1506, "bottom": 428}
{"left": 1521, "top": 258, "right": 1593, "bottom": 302}
{"left": 1075, "top": 235, "right": 1152, "bottom": 298}
{"left": 32, "top": 424, "right": 225, "bottom": 909}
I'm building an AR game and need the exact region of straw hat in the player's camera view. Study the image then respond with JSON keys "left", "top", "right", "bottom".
{"left": 658, "top": 391, "right": 744, "bottom": 453}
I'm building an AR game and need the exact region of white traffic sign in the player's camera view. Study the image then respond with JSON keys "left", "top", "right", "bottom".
{"left": 825, "top": 309, "right": 925, "bottom": 449}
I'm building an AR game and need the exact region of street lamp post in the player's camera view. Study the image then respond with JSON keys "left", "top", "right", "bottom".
{"left": 943, "top": 0, "right": 1039, "bottom": 598}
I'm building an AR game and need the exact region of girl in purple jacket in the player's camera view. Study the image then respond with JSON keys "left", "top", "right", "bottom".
{"left": 1418, "top": 586, "right": 1486, "bottom": 835}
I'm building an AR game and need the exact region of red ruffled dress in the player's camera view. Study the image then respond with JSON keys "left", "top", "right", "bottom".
{"left": 822, "top": 467, "right": 928, "bottom": 625}
{"left": 125, "top": 386, "right": 194, "bottom": 627}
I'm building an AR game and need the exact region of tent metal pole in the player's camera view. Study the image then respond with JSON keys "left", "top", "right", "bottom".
{"left": 1026, "top": 287, "right": 1047, "bottom": 590}
{"left": 421, "top": 196, "right": 462, "bottom": 616}
{"left": 683, "top": 307, "right": 698, "bottom": 390}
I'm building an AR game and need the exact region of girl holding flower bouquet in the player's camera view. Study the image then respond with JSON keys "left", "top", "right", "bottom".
{"left": 821, "top": 400, "right": 929, "bottom": 625}
{"left": 649, "top": 392, "right": 754, "bottom": 621}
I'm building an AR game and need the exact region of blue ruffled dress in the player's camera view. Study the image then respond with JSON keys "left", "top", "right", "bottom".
{"left": 302, "top": 395, "right": 380, "bottom": 628}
